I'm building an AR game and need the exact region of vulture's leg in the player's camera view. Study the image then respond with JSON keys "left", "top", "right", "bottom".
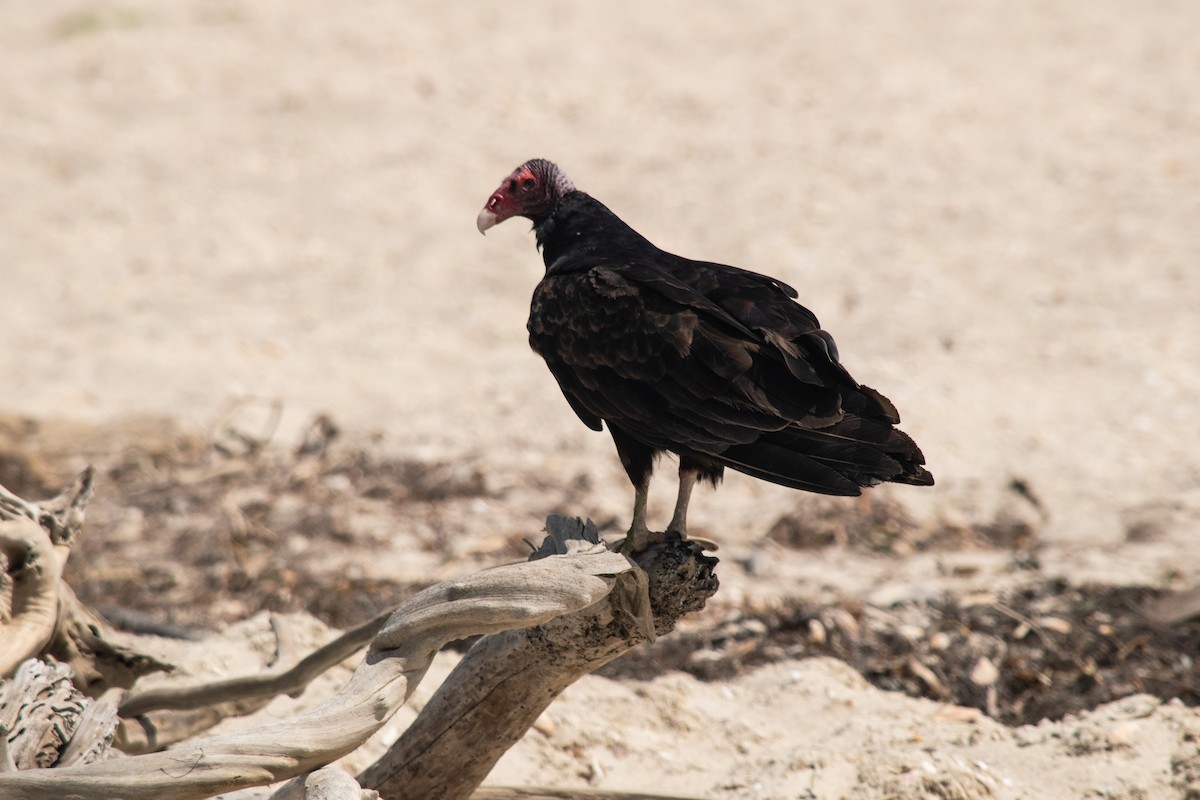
{"left": 625, "top": 473, "right": 652, "bottom": 553}
{"left": 608, "top": 426, "right": 656, "bottom": 553}
{"left": 666, "top": 467, "right": 698, "bottom": 537}
{"left": 669, "top": 457, "right": 724, "bottom": 550}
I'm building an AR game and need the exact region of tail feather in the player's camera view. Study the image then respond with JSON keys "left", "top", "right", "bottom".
{"left": 719, "top": 440, "right": 864, "bottom": 495}
{"left": 716, "top": 409, "right": 933, "bottom": 493}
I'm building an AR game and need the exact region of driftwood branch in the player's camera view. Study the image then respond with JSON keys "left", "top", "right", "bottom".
{"left": 118, "top": 609, "right": 392, "bottom": 719}
{"left": 2, "top": 470, "right": 170, "bottom": 689}
{"left": 270, "top": 766, "right": 378, "bottom": 800}
{"left": 47, "top": 582, "right": 173, "bottom": 694}
{"left": 0, "top": 520, "right": 641, "bottom": 800}
{"left": 2, "top": 463, "right": 719, "bottom": 800}
{"left": 0, "top": 472, "right": 91, "bottom": 673}
{"left": 473, "top": 790, "right": 704, "bottom": 800}
{"left": 0, "top": 467, "right": 94, "bottom": 550}
{"left": 0, "top": 660, "right": 118, "bottom": 771}
{"left": 114, "top": 611, "right": 393, "bottom": 756}
{"left": 0, "top": 519, "right": 64, "bottom": 676}
{"left": 359, "top": 517, "right": 719, "bottom": 800}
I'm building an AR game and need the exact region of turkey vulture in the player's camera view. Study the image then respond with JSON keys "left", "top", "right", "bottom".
{"left": 478, "top": 158, "right": 933, "bottom": 552}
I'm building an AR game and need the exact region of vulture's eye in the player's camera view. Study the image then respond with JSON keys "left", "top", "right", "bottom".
{"left": 522, "top": 178, "right": 537, "bottom": 189}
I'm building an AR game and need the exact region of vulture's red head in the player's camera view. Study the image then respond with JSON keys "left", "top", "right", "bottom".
{"left": 477, "top": 158, "right": 577, "bottom": 234}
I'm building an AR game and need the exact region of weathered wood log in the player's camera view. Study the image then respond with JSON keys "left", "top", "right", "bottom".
{"left": 114, "top": 610, "right": 391, "bottom": 755}
{"left": 0, "top": 471, "right": 93, "bottom": 671}
{"left": 0, "top": 519, "right": 640, "bottom": 800}
{"left": 46, "top": 581, "right": 174, "bottom": 695}
{"left": 208, "top": 785, "right": 701, "bottom": 800}
{"left": 118, "top": 609, "right": 391, "bottom": 719}
{"left": 473, "top": 790, "right": 704, "bottom": 800}
{"left": 0, "top": 520, "right": 63, "bottom": 676}
{"left": 0, "top": 659, "right": 118, "bottom": 770}
{"left": 0, "top": 466, "right": 94, "bottom": 550}
{"left": 57, "top": 688, "right": 122, "bottom": 767}
{"left": 1, "top": 471, "right": 171, "bottom": 688}
{"left": 359, "top": 517, "right": 719, "bottom": 800}
{"left": 273, "top": 766, "right": 378, "bottom": 800}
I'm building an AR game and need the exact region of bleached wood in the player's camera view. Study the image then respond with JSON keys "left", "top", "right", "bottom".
{"left": 473, "top": 789, "right": 704, "bottom": 800}
{"left": 288, "top": 766, "right": 377, "bottom": 800}
{"left": 115, "top": 611, "right": 391, "bottom": 755}
{"left": 360, "top": 517, "right": 719, "bottom": 800}
{"left": 57, "top": 688, "right": 121, "bottom": 767}
{"left": 0, "top": 467, "right": 94, "bottom": 549}
{"left": 118, "top": 609, "right": 392, "bottom": 718}
{"left": 2, "top": 470, "right": 168, "bottom": 690}
{"left": 0, "top": 519, "right": 63, "bottom": 675}
{"left": 0, "top": 523, "right": 635, "bottom": 800}
{"left": 46, "top": 580, "right": 173, "bottom": 692}
{"left": 0, "top": 659, "right": 100, "bottom": 770}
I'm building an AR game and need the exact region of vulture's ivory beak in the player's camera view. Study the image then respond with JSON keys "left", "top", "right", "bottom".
{"left": 476, "top": 208, "right": 498, "bottom": 235}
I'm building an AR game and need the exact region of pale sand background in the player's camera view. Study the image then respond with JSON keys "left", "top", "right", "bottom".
{"left": 2, "top": 2, "right": 1199, "bottom": 797}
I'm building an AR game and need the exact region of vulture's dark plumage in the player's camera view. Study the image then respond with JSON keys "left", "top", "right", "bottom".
{"left": 478, "top": 158, "right": 933, "bottom": 551}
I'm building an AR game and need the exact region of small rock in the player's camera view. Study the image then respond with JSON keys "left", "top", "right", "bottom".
{"left": 320, "top": 472, "right": 353, "bottom": 493}
{"left": 740, "top": 618, "right": 768, "bottom": 637}
{"left": 826, "top": 608, "right": 860, "bottom": 640}
{"left": 935, "top": 705, "right": 984, "bottom": 723}
{"left": 807, "top": 618, "right": 827, "bottom": 645}
{"left": 1107, "top": 721, "right": 1139, "bottom": 748}
{"left": 584, "top": 756, "right": 605, "bottom": 785}
{"left": 970, "top": 656, "right": 1000, "bottom": 687}
{"left": 532, "top": 712, "right": 556, "bottom": 738}
{"left": 908, "top": 657, "right": 951, "bottom": 700}
{"left": 1120, "top": 695, "right": 1161, "bottom": 719}
{"left": 1037, "top": 616, "right": 1072, "bottom": 634}
{"left": 687, "top": 648, "right": 725, "bottom": 667}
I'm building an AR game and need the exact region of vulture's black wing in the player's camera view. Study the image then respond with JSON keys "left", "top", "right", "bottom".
{"left": 528, "top": 245, "right": 933, "bottom": 496}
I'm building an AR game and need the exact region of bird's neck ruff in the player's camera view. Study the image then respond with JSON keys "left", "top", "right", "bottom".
{"left": 535, "top": 193, "right": 656, "bottom": 275}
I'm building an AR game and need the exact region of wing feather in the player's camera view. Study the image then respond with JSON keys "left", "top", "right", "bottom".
{"left": 527, "top": 200, "right": 932, "bottom": 493}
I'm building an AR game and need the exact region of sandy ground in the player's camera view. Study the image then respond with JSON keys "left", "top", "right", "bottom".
{"left": 2, "top": 1, "right": 1199, "bottom": 798}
